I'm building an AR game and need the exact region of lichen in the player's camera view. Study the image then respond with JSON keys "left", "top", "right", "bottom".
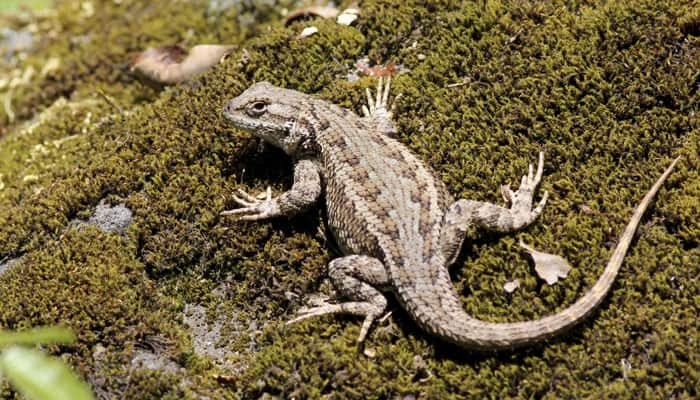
{"left": 0, "top": 0, "right": 698, "bottom": 398}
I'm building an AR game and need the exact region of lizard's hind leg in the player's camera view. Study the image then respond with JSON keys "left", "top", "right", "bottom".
{"left": 287, "top": 255, "right": 389, "bottom": 344}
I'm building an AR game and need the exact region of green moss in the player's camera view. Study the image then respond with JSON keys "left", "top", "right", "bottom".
{"left": 0, "top": 226, "right": 184, "bottom": 396}
{"left": 0, "top": 0, "right": 698, "bottom": 398}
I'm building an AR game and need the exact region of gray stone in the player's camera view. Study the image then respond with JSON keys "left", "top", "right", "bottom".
{"left": 131, "top": 349, "right": 182, "bottom": 375}
{"left": 85, "top": 201, "right": 133, "bottom": 233}
{"left": 1, "top": 28, "right": 34, "bottom": 60}
{"left": 183, "top": 304, "right": 229, "bottom": 360}
{"left": 0, "top": 257, "right": 20, "bottom": 277}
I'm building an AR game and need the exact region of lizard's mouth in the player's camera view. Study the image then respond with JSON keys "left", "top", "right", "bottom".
{"left": 223, "top": 115, "right": 256, "bottom": 131}
{"left": 222, "top": 110, "right": 283, "bottom": 147}
{"left": 222, "top": 106, "right": 256, "bottom": 132}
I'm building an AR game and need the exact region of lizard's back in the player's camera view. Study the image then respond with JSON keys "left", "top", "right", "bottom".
{"left": 316, "top": 106, "right": 451, "bottom": 278}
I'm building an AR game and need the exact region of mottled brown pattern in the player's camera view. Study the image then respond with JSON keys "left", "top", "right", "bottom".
{"left": 221, "top": 81, "right": 679, "bottom": 350}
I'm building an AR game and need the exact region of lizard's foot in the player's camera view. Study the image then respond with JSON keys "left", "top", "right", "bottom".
{"left": 220, "top": 186, "right": 280, "bottom": 221}
{"left": 361, "top": 76, "right": 401, "bottom": 118}
{"left": 500, "top": 151, "right": 548, "bottom": 225}
{"left": 286, "top": 300, "right": 385, "bottom": 344}
{"left": 361, "top": 77, "right": 401, "bottom": 137}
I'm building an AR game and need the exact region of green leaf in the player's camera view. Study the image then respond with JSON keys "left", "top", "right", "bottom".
{"left": 0, "top": 347, "right": 95, "bottom": 400}
{"left": 0, "top": 326, "right": 76, "bottom": 347}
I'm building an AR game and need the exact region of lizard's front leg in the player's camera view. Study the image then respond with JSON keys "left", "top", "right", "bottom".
{"left": 287, "top": 255, "right": 389, "bottom": 345}
{"left": 440, "top": 152, "right": 548, "bottom": 264}
{"left": 220, "top": 159, "right": 321, "bottom": 220}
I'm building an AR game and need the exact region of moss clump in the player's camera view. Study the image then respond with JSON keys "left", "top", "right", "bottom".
{"left": 0, "top": 0, "right": 698, "bottom": 398}
{"left": 0, "top": 226, "right": 184, "bottom": 396}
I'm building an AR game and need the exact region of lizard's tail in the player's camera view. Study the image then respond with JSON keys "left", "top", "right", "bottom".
{"left": 399, "top": 157, "right": 680, "bottom": 350}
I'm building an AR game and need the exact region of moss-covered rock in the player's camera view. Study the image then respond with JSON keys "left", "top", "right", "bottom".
{"left": 0, "top": 0, "right": 697, "bottom": 398}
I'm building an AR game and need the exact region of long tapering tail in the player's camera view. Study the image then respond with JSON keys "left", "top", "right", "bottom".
{"left": 399, "top": 157, "right": 680, "bottom": 350}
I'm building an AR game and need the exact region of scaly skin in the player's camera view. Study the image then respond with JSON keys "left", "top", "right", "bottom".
{"left": 220, "top": 78, "right": 679, "bottom": 350}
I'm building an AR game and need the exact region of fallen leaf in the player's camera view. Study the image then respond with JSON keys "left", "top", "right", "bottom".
{"left": 503, "top": 279, "right": 520, "bottom": 293}
{"left": 346, "top": 56, "right": 409, "bottom": 81}
{"left": 213, "top": 374, "right": 237, "bottom": 385}
{"left": 519, "top": 241, "right": 572, "bottom": 285}
{"left": 296, "top": 26, "right": 318, "bottom": 39}
{"left": 130, "top": 44, "right": 234, "bottom": 84}
{"left": 356, "top": 59, "right": 397, "bottom": 77}
{"left": 284, "top": 6, "right": 339, "bottom": 26}
{"left": 337, "top": 5, "right": 360, "bottom": 26}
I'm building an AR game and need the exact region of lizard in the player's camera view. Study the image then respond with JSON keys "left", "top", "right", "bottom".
{"left": 220, "top": 77, "right": 679, "bottom": 350}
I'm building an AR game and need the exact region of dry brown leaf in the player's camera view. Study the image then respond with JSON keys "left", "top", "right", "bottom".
{"left": 130, "top": 44, "right": 234, "bottom": 84}
{"left": 213, "top": 374, "right": 237, "bottom": 385}
{"left": 284, "top": 6, "right": 339, "bottom": 26}
{"left": 519, "top": 241, "right": 572, "bottom": 285}
{"left": 503, "top": 279, "right": 520, "bottom": 293}
{"left": 356, "top": 59, "right": 397, "bottom": 77}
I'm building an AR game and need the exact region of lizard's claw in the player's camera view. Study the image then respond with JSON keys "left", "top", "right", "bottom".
{"left": 221, "top": 186, "right": 279, "bottom": 221}
{"left": 505, "top": 152, "right": 548, "bottom": 225}
{"left": 287, "top": 300, "right": 383, "bottom": 345}
{"left": 361, "top": 76, "right": 402, "bottom": 119}
{"left": 286, "top": 301, "right": 345, "bottom": 334}
{"left": 286, "top": 303, "right": 335, "bottom": 324}
{"left": 230, "top": 186, "right": 271, "bottom": 207}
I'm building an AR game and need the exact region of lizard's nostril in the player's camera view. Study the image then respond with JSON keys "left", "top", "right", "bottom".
{"left": 223, "top": 101, "right": 233, "bottom": 115}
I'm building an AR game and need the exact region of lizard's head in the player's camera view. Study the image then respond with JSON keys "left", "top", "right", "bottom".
{"left": 223, "top": 81, "right": 315, "bottom": 155}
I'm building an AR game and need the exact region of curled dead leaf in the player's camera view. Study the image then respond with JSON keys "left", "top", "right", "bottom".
{"left": 130, "top": 44, "right": 234, "bottom": 84}
{"left": 284, "top": 6, "right": 339, "bottom": 26}
{"left": 519, "top": 241, "right": 572, "bottom": 285}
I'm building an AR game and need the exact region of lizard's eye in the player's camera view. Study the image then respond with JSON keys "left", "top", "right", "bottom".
{"left": 246, "top": 101, "right": 268, "bottom": 117}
